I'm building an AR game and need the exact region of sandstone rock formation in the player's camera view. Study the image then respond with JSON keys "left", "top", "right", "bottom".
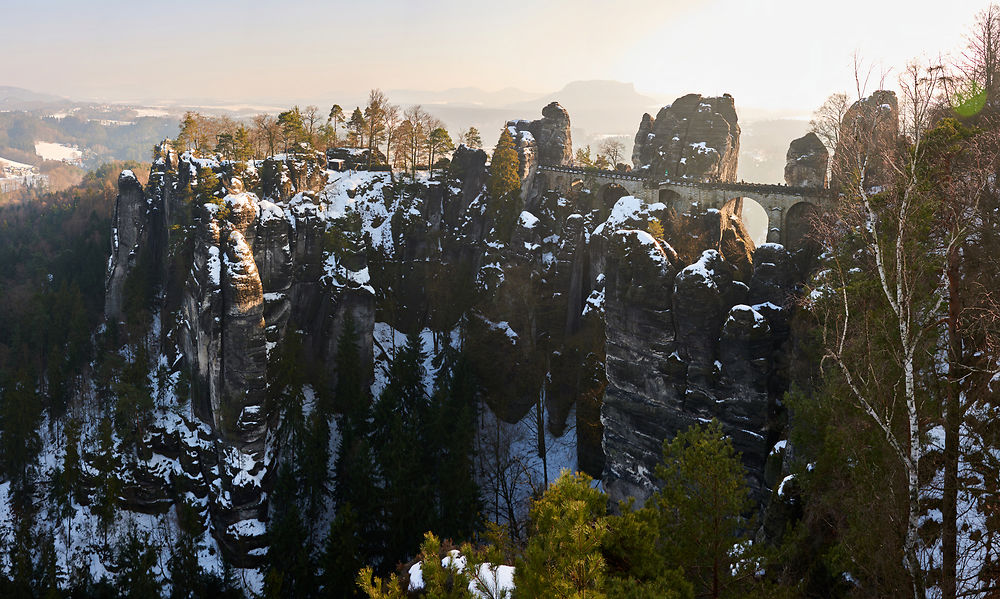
{"left": 99, "top": 96, "right": 801, "bottom": 567}
{"left": 631, "top": 94, "right": 740, "bottom": 182}
{"left": 105, "top": 170, "right": 148, "bottom": 321}
{"left": 834, "top": 90, "right": 899, "bottom": 187}
{"left": 503, "top": 102, "right": 573, "bottom": 201}
{"left": 602, "top": 218, "right": 801, "bottom": 506}
{"left": 105, "top": 147, "right": 375, "bottom": 564}
{"left": 784, "top": 132, "right": 828, "bottom": 187}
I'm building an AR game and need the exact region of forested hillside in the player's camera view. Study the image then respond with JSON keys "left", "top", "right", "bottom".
{"left": 1, "top": 6, "right": 1000, "bottom": 599}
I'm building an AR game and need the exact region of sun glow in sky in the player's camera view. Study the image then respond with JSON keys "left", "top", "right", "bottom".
{"left": 2, "top": 0, "right": 990, "bottom": 111}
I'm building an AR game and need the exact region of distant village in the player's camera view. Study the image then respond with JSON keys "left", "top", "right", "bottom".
{"left": 0, "top": 141, "right": 84, "bottom": 193}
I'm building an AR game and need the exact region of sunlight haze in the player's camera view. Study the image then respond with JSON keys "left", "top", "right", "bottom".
{"left": 3, "top": 0, "right": 988, "bottom": 111}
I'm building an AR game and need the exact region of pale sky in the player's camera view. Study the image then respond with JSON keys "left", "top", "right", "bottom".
{"left": 2, "top": 0, "right": 991, "bottom": 112}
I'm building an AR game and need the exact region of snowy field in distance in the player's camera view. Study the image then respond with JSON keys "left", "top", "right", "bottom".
{"left": 35, "top": 141, "right": 82, "bottom": 163}
{"left": 135, "top": 108, "right": 169, "bottom": 117}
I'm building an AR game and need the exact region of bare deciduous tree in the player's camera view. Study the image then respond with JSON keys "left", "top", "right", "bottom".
{"left": 816, "top": 60, "right": 947, "bottom": 599}
{"left": 597, "top": 137, "right": 626, "bottom": 169}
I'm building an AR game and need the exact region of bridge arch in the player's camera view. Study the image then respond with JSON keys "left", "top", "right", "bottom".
{"left": 720, "top": 197, "right": 769, "bottom": 246}
{"left": 784, "top": 201, "right": 818, "bottom": 250}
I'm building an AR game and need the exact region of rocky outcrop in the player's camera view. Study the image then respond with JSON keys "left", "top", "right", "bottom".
{"left": 602, "top": 215, "right": 802, "bottom": 506}
{"left": 505, "top": 101, "right": 573, "bottom": 168}
{"left": 504, "top": 102, "right": 574, "bottom": 203}
{"left": 631, "top": 94, "right": 740, "bottom": 182}
{"left": 631, "top": 113, "right": 655, "bottom": 170}
{"left": 105, "top": 170, "right": 148, "bottom": 321}
{"left": 784, "top": 132, "right": 828, "bottom": 187}
{"left": 105, "top": 146, "right": 376, "bottom": 565}
{"left": 834, "top": 90, "right": 899, "bottom": 187}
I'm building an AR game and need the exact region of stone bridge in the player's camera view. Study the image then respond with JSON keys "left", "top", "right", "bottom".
{"left": 536, "top": 164, "right": 651, "bottom": 199}
{"left": 535, "top": 164, "right": 836, "bottom": 247}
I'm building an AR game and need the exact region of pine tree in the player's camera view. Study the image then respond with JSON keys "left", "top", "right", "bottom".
{"left": 371, "top": 331, "right": 434, "bottom": 566}
{"left": 277, "top": 107, "right": 307, "bottom": 151}
{"left": 0, "top": 370, "right": 42, "bottom": 490}
{"left": 320, "top": 504, "right": 365, "bottom": 597}
{"left": 234, "top": 124, "right": 253, "bottom": 162}
{"left": 487, "top": 129, "right": 521, "bottom": 240}
{"left": 301, "top": 411, "right": 331, "bottom": 536}
{"left": 647, "top": 218, "right": 665, "bottom": 240}
{"left": 193, "top": 166, "right": 221, "bottom": 208}
{"left": 515, "top": 471, "right": 609, "bottom": 598}
{"left": 264, "top": 464, "right": 317, "bottom": 598}
{"left": 328, "top": 104, "right": 345, "bottom": 144}
{"left": 348, "top": 107, "right": 366, "bottom": 148}
{"left": 113, "top": 528, "right": 162, "bottom": 599}
{"left": 169, "top": 499, "right": 209, "bottom": 599}
{"left": 176, "top": 111, "right": 200, "bottom": 154}
{"left": 93, "top": 417, "right": 121, "bottom": 544}
{"left": 426, "top": 348, "right": 481, "bottom": 541}
{"left": 113, "top": 346, "right": 154, "bottom": 448}
{"left": 644, "top": 420, "right": 754, "bottom": 599}
{"left": 463, "top": 126, "right": 483, "bottom": 149}
{"left": 428, "top": 126, "right": 455, "bottom": 174}
{"left": 335, "top": 315, "right": 367, "bottom": 418}
{"left": 576, "top": 144, "right": 595, "bottom": 168}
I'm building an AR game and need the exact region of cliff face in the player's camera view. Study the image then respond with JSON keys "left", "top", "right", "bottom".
{"left": 101, "top": 101, "right": 802, "bottom": 568}
{"left": 504, "top": 102, "right": 574, "bottom": 203}
{"left": 105, "top": 170, "right": 151, "bottom": 321}
{"left": 602, "top": 208, "right": 802, "bottom": 506}
{"left": 106, "top": 144, "right": 374, "bottom": 563}
{"left": 631, "top": 93, "right": 740, "bottom": 182}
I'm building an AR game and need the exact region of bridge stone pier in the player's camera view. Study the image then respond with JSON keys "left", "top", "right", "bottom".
{"left": 533, "top": 164, "right": 835, "bottom": 248}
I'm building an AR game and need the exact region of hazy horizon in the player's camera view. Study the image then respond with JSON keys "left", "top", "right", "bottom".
{"left": 4, "top": 0, "right": 992, "bottom": 114}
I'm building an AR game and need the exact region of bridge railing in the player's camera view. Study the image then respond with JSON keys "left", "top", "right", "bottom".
{"left": 658, "top": 179, "right": 836, "bottom": 198}
{"left": 536, "top": 164, "right": 649, "bottom": 182}
{"left": 537, "top": 163, "right": 836, "bottom": 198}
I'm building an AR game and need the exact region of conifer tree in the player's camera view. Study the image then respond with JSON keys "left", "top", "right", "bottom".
{"left": 515, "top": 471, "right": 609, "bottom": 597}
{"left": 301, "top": 410, "right": 331, "bottom": 537}
{"left": 645, "top": 420, "right": 754, "bottom": 599}
{"left": 335, "top": 315, "right": 366, "bottom": 418}
{"left": 328, "top": 104, "right": 345, "bottom": 144}
{"left": 463, "top": 126, "right": 483, "bottom": 149}
{"left": 93, "top": 417, "right": 121, "bottom": 544}
{"left": 371, "top": 331, "right": 434, "bottom": 566}
{"left": 113, "top": 528, "right": 162, "bottom": 598}
{"left": 234, "top": 124, "right": 253, "bottom": 162}
{"left": 277, "top": 107, "right": 308, "bottom": 151}
{"left": 488, "top": 129, "right": 522, "bottom": 239}
{"left": 0, "top": 371, "right": 42, "bottom": 490}
{"left": 348, "top": 107, "right": 366, "bottom": 148}
{"left": 428, "top": 126, "right": 455, "bottom": 174}
{"left": 426, "top": 346, "right": 481, "bottom": 541}
{"left": 265, "top": 464, "right": 317, "bottom": 598}
{"left": 176, "top": 111, "right": 200, "bottom": 154}
{"left": 320, "top": 503, "right": 365, "bottom": 597}
{"left": 168, "top": 499, "right": 211, "bottom": 599}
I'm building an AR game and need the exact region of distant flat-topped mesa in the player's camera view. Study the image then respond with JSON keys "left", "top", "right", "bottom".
{"left": 631, "top": 93, "right": 740, "bottom": 182}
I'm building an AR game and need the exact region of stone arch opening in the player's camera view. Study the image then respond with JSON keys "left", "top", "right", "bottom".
{"left": 722, "top": 197, "right": 768, "bottom": 246}
{"left": 596, "top": 182, "right": 629, "bottom": 217}
{"left": 785, "top": 201, "right": 818, "bottom": 250}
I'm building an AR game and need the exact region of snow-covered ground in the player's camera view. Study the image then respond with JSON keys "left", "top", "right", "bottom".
{"left": 0, "top": 155, "right": 36, "bottom": 172}
{"left": 134, "top": 108, "right": 170, "bottom": 118}
{"left": 35, "top": 141, "right": 82, "bottom": 164}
